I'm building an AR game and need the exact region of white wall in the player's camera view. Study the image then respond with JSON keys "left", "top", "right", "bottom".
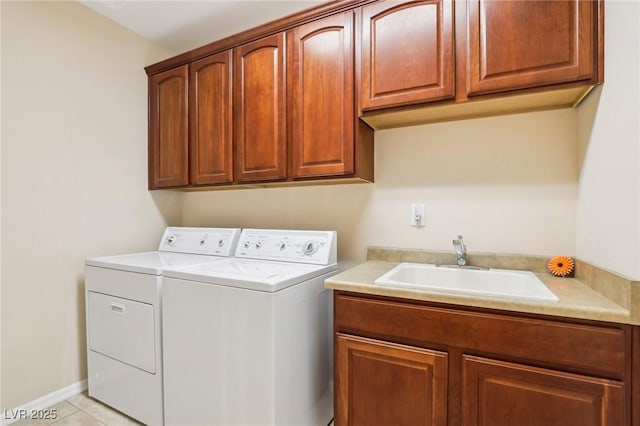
{"left": 1, "top": 1, "right": 181, "bottom": 409}
{"left": 576, "top": 0, "right": 640, "bottom": 280}
{"left": 182, "top": 108, "right": 579, "bottom": 267}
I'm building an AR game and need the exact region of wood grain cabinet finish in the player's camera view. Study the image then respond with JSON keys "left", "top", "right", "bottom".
{"left": 148, "top": 66, "right": 189, "bottom": 189}
{"left": 334, "top": 292, "right": 632, "bottom": 426}
{"left": 466, "top": 0, "right": 597, "bottom": 96}
{"left": 234, "top": 33, "right": 287, "bottom": 183}
{"left": 288, "top": 12, "right": 356, "bottom": 179}
{"left": 336, "top": 334, "right": 448, "bottom": 426}
{"left": 462, "top": 355, "right": 625, "bottom": 426}
{"left": 189, "top": 51, "right": 234, "bottom": 185}
{"left": 147, "top": 0, "right": 603, "bottom": 188}
{"left": 359, "top": 0, "right": 455, "bottom": 110}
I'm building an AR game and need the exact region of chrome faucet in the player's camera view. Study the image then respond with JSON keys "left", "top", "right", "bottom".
{"left": 453, "top": 235, "right": 466, "bottom": 266}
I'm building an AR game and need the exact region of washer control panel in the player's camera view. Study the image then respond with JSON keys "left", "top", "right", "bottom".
{"left": 234, "top": 229, "right": 337, "bottom": 265}
{"left": 158, "top": 227, "right": 241, "bottom": 256}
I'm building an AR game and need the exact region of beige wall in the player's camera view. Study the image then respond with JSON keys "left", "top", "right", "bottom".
{"left": 1, "top": 1, "right": 181, "bottom": 408}
{"left": 182, "top": 108, "right": 579, "bottom": 268}
{"left": 0, "top": 0, "right": 3, "bottom": 410}
{"left": 576, "top": 0, "right": 640, "bottom": 280}
{"left": 2, "top": 0, "right": 639, "bottom": 412}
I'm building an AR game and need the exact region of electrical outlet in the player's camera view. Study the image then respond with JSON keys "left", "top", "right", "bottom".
{"left": 410, "top": 203, "right": 425, "bottom": 227}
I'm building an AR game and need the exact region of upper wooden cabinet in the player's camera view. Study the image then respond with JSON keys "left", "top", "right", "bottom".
{"left": 359, "top": 0, "right": 455, "bottom": 111}
{"left": 146, "top": 0, "right": 603, "bottom": 187}
{"left": 466, "top": 0, "right": 598, "bottom": 96}
{"left": 234, "top": 34, "right": 287, "bottom": 183}
{"left": 359, "top": 0, "right": 603, "bottom": 129}
{"left": 148, "top": 66, "right": 189, "bottom": 189}
{"left": 190, "top": 51, "right": 233, "bottom": 185}
{"left": 288, "top": 12, "right": 356, "bottom": 179}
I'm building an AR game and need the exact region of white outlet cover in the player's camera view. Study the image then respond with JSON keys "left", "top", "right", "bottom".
{"left": 410, "top": 203, "right": 425, "bottom": 227}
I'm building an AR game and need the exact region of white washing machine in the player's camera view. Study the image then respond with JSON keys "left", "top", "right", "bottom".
{"left": 85, "top": 227, "right": 241, "bottom": 425}
{"left": 162, "top": 229, "right": 337, "bottom": 426}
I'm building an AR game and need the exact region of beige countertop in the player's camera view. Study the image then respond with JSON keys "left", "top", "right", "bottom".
{"left": 325, "top": 260, "right": 636, "bottom": 325}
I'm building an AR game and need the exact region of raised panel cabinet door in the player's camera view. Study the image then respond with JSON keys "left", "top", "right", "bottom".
{"left": 234, "top": 33, "right": 286, "bottom": 183}
{"left": 288, "top": 12, "right": 355, "bottom": 179}
{"left": 467, "top": 0, "right": 596, "bottom": 96}
{"left": 462, "top": 355, "right": 625, "bottom": 426}
{"left": 148, "top": 65, "right": 189, "bottom": 189}
{"left": 360, "top": 0, "right": 455, "bottom": 110}
{"left": 190, "top": 51, "right": 233, "bottom": 185}
{"left": 336, "top": 334, "right": 448, "bottom": 426}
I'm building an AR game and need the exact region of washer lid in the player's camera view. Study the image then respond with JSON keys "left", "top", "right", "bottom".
{"left": 163, "top": 258, "right": 338, "bottom": 292}
{"left": 86, "top": 251, "right": 225, "bottom": 275}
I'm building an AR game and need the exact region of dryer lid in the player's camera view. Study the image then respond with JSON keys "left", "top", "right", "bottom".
{"left": 86, "top": 251, "right": 225, "bottom": 275}
{"left": 85, "top": 227, "right": 242, "bottom": 275}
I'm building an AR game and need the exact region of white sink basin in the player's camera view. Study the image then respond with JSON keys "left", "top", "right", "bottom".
{"left": 374, "top": 263, "right": 558, "bottom": 302}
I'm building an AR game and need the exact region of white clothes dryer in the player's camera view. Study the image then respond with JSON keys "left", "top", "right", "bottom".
{"left": 85, "top": 227, "right": 241, "bottom": 425}
{"left": 162, "top": 229, "right": 337, "bottom": 426}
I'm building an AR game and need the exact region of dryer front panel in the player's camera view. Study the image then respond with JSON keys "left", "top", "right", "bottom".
{"left": 88, "top": 291, "right": 156, "bottom": 374}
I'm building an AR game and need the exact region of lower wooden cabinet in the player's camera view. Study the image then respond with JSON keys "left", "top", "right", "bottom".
{"left": 334, "top": 291, "right": 633, "bottom": 426}
{"left": 462, "top": 355, "right": 625, "bottom": 426}
{"left": 336, "top": 334, "right": 448, "bottom": 426}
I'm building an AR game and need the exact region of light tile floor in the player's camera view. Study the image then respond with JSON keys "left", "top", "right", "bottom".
{"left": 13, "top": 393, "right": 334, "bottom": 426}
{"left": 13, "top": 393, "right": 141, "bottom": 426}
{"left": 12, "top": 392, "right": 333, "bottom": 426}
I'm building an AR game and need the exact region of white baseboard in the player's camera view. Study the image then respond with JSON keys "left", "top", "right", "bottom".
{"left": 1, "top": 380, "right": 87, "bottom": 426}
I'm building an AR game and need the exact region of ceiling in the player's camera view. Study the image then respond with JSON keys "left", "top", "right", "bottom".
{"left": 78, "top": 0, "right": 325, "bottom": 53}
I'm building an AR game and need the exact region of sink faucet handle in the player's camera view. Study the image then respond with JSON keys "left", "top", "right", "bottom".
{"left": 453, "top": 235, "right": 467, "bottom": 266}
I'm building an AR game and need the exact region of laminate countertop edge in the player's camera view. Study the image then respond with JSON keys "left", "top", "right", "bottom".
{"left": 325, "top": 260, "right": 637, "bottom": 325}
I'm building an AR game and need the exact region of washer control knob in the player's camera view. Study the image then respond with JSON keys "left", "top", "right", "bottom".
{"left": 200, "top": 234, "right": 208, "bottom": 246}
{"left": 279, "top": 242, "right": 286, "bottom": 251}
{"left": 218, "top": 239, "right": 225, "bottom": 247}
{"left": 167, "top": 235, "right": 178, "bottom": 246}
{"left": 302, "top": 241, "right": 318, "bottom": 256}
{"left": 244, "top": 241, "right": 251, "bottom": 249}
{"left": 255, "top": 241, "right": 262, "bottom": 249}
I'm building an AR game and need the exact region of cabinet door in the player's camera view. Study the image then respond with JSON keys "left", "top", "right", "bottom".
{"left": 148, "top": 66, "right": 189, "bottom": 188}
{"left": 288, "top": 12, "right": 355, "bottom": 179}
{"left": 336, "top": 334, "right": 448, "bottom": 426}
{"left": 462, "top": 355, "right": 625, "bottom": 426}
{"left": 467, "top": 0, "right": 595, "bottom": 96}
{"left": 360, "top": 0, "right": 454, "bottom": 110}
{"left": 234, "top": 34, "right": 286, "bottom": 183}
{"left": 190, "top": 51, "right": 233, "bottom": 185}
